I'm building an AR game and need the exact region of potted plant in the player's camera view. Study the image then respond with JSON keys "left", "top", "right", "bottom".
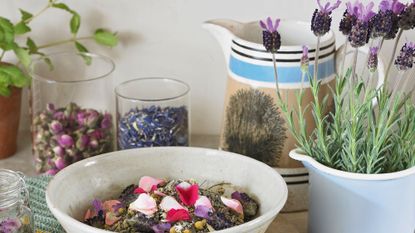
{"left": 260, "top": 0, "right": 415, "bottom": 232}
{"left": 0, "top": 0, "right": 118, "bottom": 159}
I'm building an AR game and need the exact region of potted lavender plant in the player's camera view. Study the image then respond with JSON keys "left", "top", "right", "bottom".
{"left": 260, "top": 0, "right": 415, "bottom": 232}
{"left": 0, "top": 0, "right": 117, "bottom": 159}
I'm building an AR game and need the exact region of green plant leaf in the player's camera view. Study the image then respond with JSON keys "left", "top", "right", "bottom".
{"left": 13, "top": 47, "right": 31, "bottom": 68}
{"left": 0, "top": 17, "right": 15, "bottom": 51}
{"left": 26, "top": 37, "right": 37, "bottom": 53}
{"left": 0, "top": 65, "right": 30, "bottom": 88}
{"left": 19, "top": 9, "right": 33, "bottom": 21}
{"left": 75, "top": 41, "right": 91, "bottom": 65}
{"left": 14, "top": 22, "right": 31, "bottom": 35}
{"left": 94, "top": 29, "right": 118, "bottom": 47}
{"left": 70, "top": 13, "right": 81, "bottom": 35}
{"left": 0, "top": 83, "right": 11, "bottom": 96}
{"left": 52, "top": 3, "right": 72, "bottom": 13}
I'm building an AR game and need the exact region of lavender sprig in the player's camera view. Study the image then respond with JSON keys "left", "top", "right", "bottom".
{"left": 348, "top": 2, "right": 376, "bottom": 48}
{"left": 394, "top": 42, "right": 415, "bottom": 71}
{"left": 368, "top": 46, "right": 379, "bottom": 73}
{"left": 399, "top": 1, "right": 415, "bottom": 30}
{"left": 260, "top": 17, "right": 282, "bottom": 95}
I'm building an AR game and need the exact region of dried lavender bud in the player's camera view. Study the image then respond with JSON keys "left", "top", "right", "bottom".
{"left": 118, "top": 106, "right": 189, "bottom": 149}
{"left": 260, "top": 17, "right": 281, "bottom": 53}
{"left": 371, "top": 10, "right": 400, "bottom": 39}
{"left": 33, "top": 103, "right": 114, "bottom": 174}
{"left": 368, "top": 46, "right": 379, "bottom": 73}
{"left": 399, "top": 3, "right": 415, "bottom": 30}
{"left": 300, "top": 45, "right": 310, "bottom": 73}
{"left": 394, "top": 42, "right": 415, "bottom": 71}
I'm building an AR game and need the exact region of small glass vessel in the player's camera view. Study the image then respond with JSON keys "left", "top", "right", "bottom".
{"left": 115, "top": 78, "right": 190, "bottom": 149}
{"left": 0, "top": 169, "right": 32, "bottom": 233}
{"left": 30, "top": 52, "right": 115, "bottom": 174}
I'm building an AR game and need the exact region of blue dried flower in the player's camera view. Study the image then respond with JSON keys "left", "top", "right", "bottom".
{"left": 311, "top": 0, "right": 342, "bottom": 36}
{"left": 260, "top": 17, "right": 281, "bottom": 53}
{"left": 394, "top": 42, "right": 415, "bottom": 71}
{"left": 118, "top": 106, "right": 189, "bottom": 149}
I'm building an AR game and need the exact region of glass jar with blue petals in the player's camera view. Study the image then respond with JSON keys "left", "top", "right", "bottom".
{"left": 115, "top": 78, "right": 190, "bottom": 149}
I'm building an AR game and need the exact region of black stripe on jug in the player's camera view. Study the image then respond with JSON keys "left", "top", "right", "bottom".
{"left": 231, "top": 47, "right": 335, "bottom": 63}
{"left": 281, "top": 172, "right": 309, "bottom": 178}
{"left": 232, "top": 40, "right": 335, "bottom": 54}
{"left": 286, "top": 180, "right": 309, "bottom": 185}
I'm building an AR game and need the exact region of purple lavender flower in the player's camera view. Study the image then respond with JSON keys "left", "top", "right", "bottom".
{"left": 92, "top": 199, "right": 104, "bottom": 213}
{"left": 394, "top": 42, "right": 415, "bottom": 71}
{"left": 399, "top": 1, "right": 415, "bottom": 30}
{"left": 371, "top": 0, "right": 404, "bottom": 39}
{"left": 368, "top": 46, "right": 379, "bottom": 72}
{"left": 152, "top": 223, "right": 171, "bottom": 233}
{"left": 260, "top": 17, "right": 281, "bottom": 53}
{"left": 311, "top": 0, "right": 342, "bottom": 36}
{"left": 339, "top": 1, "right": 360, "bottom": 35}
{"left": 58, "top": 134, "right": 74, "bottom": 148}
{"left": 348, "top": 2, "right": 376, "bottom": 47}
{"left": 301, "top": 46, "right": 310, "bottom": 72}
{"left": 0, "top": 218, "right": 22, "bottom": 233}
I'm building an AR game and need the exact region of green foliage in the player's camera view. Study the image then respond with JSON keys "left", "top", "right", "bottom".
{"left": 282, "top": 71, "right": 415, "bottom": 174}
{"left": 94, "top": 29, "right": 118, "bottom": 47}
{"left": 0, "top": 0, "right": 119, "bottom": 97}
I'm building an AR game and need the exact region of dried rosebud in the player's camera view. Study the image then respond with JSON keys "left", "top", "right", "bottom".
{"left": 58, "top": 134, "right": 74, "bottom": 148}
{"left": 260, "top": 17, "right": 281, "bottom": 53}
{"left": 52, "top": 146, "right": 64, "bottom": 157}
{"left": 50, "top": 120, "right": 63, "bottom": 134}
{"left": 368, "top": 46, "right": 379, "bottom": 73}
{"left": 311, "top": 0, "right": 341, "bottom": 36}
{"left": 76, "top": 135, "right": 90, "bottom": 150}
{"left": 46, "top": 103, "right": 55, "bottom": 113}
{"left": 394, "top": 42, "right": 415, "bottom": 71}
{"left": 55, "top": 157, "right": 67, "bottom": 170}
{"left": 101, "top": 113, "right": 112, "bottom": 129}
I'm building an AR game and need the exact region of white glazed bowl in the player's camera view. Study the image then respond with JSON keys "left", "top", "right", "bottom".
{"left": 46, "top": 147, "right": 288, "bottom": 233}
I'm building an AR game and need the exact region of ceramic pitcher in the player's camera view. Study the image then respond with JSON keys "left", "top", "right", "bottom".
{"left": 204, "top": 19, "right": 337, "bottom": 211}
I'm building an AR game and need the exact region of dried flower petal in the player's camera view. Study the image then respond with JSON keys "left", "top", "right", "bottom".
{"left": 160, "top": 196, "right": 186, "bottom": 211}
{"left": 0, "top": 218, "right": 22, "bottom": 233}
{"left": 152, "top": 223, "right": 172, "bottom": 233}
{"left": 105, "top": 212, "right": 120, "bottom": 226}
{"left": 139, "top": 176, "right": 165, "bottom": 193}
{"left": 194, "top": 205, "right": 212, "bottom": 219}
{"left": 166, "top": 209, "right": 191, "bottom": 223}
{"left": 195, "top": 196, "right": 213, "bottom": 209}
{"left": 176, "top": 182, "right": 199, "bottom": 206}
{"left": 58, "top": 134, "right": 74, "bottom": 148}
{"left": 129, "top": 194, "right": 158, "bottom": 216}
{"left": 220, "top": 196, "right": 243, "bottom": 215}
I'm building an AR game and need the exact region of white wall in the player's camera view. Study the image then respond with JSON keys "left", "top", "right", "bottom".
{"left": 1, "top": 0, "right": 414, "bottom": 135}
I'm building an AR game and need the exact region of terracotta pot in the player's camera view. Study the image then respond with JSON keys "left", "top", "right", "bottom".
{"left": 0, "top": 87, "right": 22, "bottom": 159}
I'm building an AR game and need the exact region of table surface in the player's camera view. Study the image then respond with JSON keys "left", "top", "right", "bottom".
{"left": 0, "top": 131, "right": 308, "bottom": 233}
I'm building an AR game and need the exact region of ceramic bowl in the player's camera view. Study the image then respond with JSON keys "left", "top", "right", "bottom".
{"left": 46, "top": 147, "right": 288, "bottom": 233}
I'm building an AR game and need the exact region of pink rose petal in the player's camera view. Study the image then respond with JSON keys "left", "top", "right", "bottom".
{"left": 195, "top": 196, "right": 213, "bottom": 209}
{"left": 175, "top": 182, "right": 199, "bottom": 206}
{"left": 160, "top": 196, "right": 186, "bottom": 212}
{"left": 139, "top": 176, "right": 165, "bottom": 193}
{"left": 221, "top": 196, "right": 243, "bottom": 215}
{"left": 103, "top": 200, "right": 121, "bottom": 213}
{"left": 129, "top": 193, "right": 158, "bottom": 216}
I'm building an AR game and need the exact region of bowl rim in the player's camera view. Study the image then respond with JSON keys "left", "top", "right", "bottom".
{"left": 46, "top": 147, "right": 288, "bottom": 232}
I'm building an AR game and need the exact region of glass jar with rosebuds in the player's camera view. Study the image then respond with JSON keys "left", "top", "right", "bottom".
{"left": 30, "top": 52, "right": 115, "bottom": 175}
{"left": 0, "top": 169, "right": 32, "bottom": 233}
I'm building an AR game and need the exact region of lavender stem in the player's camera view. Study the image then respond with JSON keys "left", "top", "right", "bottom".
{"left": 314, "top": 36, "right": 321, "bottom": 82}
{"left": 390, "top": 71, "right": 406, "bottom": 103}
{"left": 384, "top": 29, "right": 404, "bottom": 92}
{"left": 340, "top": 40, "right": 349, "bottom": 77}
{"left": 272, "top": 52, "right": 281, "bottom": 97}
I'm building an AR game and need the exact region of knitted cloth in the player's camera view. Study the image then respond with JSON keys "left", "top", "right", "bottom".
{"left": 25, "top": 175, "right": 65, "bottom": 233}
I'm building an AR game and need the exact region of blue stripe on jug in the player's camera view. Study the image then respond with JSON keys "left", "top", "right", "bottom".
{"left": 229, "top": 55, "right": 335, "bottom": 83}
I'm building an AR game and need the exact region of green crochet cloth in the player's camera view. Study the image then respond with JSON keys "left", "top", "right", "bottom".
{"left": 25, "top": 175, "right": 65, "bottom": 233}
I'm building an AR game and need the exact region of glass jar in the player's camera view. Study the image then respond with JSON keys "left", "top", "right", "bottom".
{"left": 30, "top": 52, "right": 115, "bottom": 174}
{"left": 0, "top": 169, "right": 32, "bottom": 233}
{"left": 115, "top": 78, "right": 190, "bottom": 149}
